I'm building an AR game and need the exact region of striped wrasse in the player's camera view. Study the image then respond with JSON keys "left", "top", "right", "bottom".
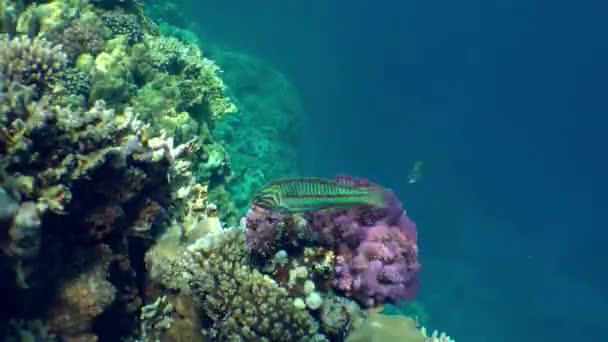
{"left": 251, "top": 177, "right": 388, "bottom": 213}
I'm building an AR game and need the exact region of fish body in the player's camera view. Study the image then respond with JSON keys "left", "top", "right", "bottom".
{"left": 252, "top": 177, "right": 388, "bottom": 213}
{"left": 408, "top": 161, "right": 424, "bottom": 184}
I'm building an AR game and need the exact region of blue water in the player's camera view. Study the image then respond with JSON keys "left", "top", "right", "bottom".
{"left": 181, "top": 1, "right": 607, "bottom": 340}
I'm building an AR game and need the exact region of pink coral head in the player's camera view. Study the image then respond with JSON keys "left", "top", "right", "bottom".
{"left": 330, "top": 209, "right": 421, "bottom": 306}
{"left": 398, "top": 212, "right": 418, "bottom": 243}
{"left": 244, "top": 207, "right": 280, "bottom": 254}
{"left": 364, "top": 223, "right": 391, "bottom": 241}
{"left": 358, "top": 240, "right": 393, "bottom": 261}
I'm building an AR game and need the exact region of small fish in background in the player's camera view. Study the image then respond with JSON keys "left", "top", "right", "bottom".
{"left": 408, "top": 161, "right": 424, "bottom": 184}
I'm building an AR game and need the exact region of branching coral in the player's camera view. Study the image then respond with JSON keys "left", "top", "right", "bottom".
{"left": 139, "top": 295, "right": 174, "bottom": 341}
{"left": 146, "top": 227, "right": 326, "bottom": 341}
{"left": 0, "top": 35, "right": 67, "bottom": 96}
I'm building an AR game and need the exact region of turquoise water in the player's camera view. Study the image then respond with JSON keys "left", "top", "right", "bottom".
{"left": 165, "top": 1, "right": 607, "bottom": 341}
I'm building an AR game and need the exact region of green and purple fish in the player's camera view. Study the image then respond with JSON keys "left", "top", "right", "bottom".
{"left": 252, "top": 177, "right": 389, "bottom": 213}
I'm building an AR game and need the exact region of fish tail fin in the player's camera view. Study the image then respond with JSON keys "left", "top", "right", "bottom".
{"left": 364, "top": 189, "right": 388, "bottom": 208}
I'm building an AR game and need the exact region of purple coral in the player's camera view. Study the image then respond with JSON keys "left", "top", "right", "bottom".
{"left": 243, "top": 176, "right": 421, "bottom": 307}
{"left": 332, "top": 217, "right": 420, "bottom": 307}
{"left": 243, "top": 206, "right": 283, "bottom": 254}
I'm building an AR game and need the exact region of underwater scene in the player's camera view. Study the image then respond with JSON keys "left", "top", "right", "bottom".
{"left": 1, "top": 0, "right": 606, "bottom": 341}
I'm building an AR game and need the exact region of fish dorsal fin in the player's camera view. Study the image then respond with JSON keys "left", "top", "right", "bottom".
{"left": 335, "top": 174, "right": 358, "bottom": 187}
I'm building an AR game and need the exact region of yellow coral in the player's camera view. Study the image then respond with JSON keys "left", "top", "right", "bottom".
{"left": 345, "top": 311, "right": 426, "bottom": 342}
{"left": 16, "top": 0, "right": 88, "bottom": 35}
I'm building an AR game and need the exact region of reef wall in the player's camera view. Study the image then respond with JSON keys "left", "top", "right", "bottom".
{"left": 0, "top": 1, "right": 454, "bottom": 341}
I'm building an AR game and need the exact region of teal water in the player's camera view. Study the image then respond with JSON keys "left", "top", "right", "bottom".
{"left": 158, "top": 1, "right": 606, "bottom": 341}
{"left": 0, "top": 0, "right": 603, "bottom": 340}
{"left": 173, "top": 0, "right": 608, "bottom": 342}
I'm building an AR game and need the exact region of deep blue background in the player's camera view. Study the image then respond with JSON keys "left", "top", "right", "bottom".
{"left": 183, "top": 0, "right": 607, "bottom": 340}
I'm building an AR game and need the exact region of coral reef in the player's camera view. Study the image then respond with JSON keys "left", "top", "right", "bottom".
{"left": 185, "top": 228, "right": 324, "bottom": 341}
{"left": 43, "top": 13, "right": 106, "bottom": 61}
{"left": 0, "top": 35, "right": 66, "bottom": 97}
{"left": 47, "top": 245, "right": 117, "bottom": 339}
{"left": 139, "top": 295, "right": 174, "bottom": 341}
{"left": 0, "top": 0, "right": 458, "bottom": 341}
{"left": 146, "top": 227, "right": 325, "bottom": 341}
{"left": 1, "top": 318, "right": 58, "bottom": 341}
{"left": 244, "top": 176, "right": 421, "bottom": 307}
{"left": 0, "top": 0, "right": 238, "bottom": 340}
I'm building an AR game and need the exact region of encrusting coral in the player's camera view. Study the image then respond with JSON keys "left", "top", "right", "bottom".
{"left": 345, "top": 310, "right": 426, "bottom": 342}
{"left": 47, "top": 245, "right": 117, "bottom": 339}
